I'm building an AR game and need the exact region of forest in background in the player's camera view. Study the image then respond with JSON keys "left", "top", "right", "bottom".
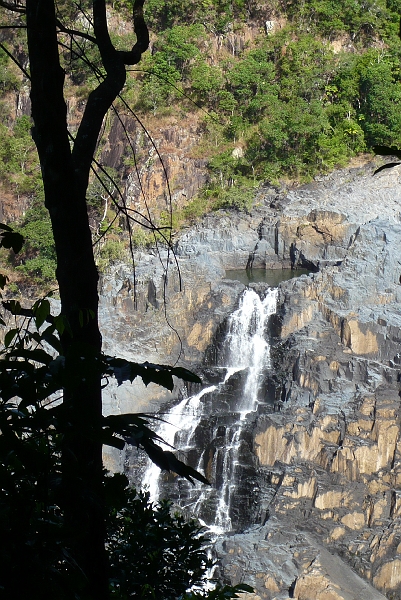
{"left": 1, "top": 0, "right": 401, "bottom": 287}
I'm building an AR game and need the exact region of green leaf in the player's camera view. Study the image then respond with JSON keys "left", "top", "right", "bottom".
{"left": 374, "top": 145, "right": 401, "bottom": 159}
{"left": 2, "top": 300, "right": 21, "bottom": 315}
{"left": 103, "top": 414, "right": 163, "bottom": 445}
{"left": 0, "top": 230, "right": 24, "bottom": 253}
{"left": 142, "top": 365, "right": 174, "bottom": 390}
{"left": 33, "top": 299, "right": 51, "bottom": 329}
{"left": 41, "top": 330, "right": 63, "bottom": 354}
{"left": 9, "top": 347, "right": 53, "bottom": 365}
{"left": 78, "top": 308, "right": 95, "bottom": 328}
{"left": 170, "top": 366, "right": 202, "bottom": 385}
{"left": 0, "top": 274, "right": 8, "bottom": 289}
{"left": 142, "top": 441, "right": 209, "bottom": 485}
{"left": 374, "top": 162, "right": 401, "bottom": 175}
{"left": 4, "top": 328, "right": 19, "bottom": 347}
{"left": 100, "top": 433, "right": 125, "bottom": 450}
{"left": 53, "top": 314, "right": 67, "bottom": 336}
{"left": 233, "top": 584, "right": 253, "bottom": 593}
{"left": 102, "top": 413, "right": 209, "bottom": 485}
{"left": 104, "top": 356, "right": 202, "bottom": 390}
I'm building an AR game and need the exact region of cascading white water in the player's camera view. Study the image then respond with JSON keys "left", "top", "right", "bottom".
{"left": 141, "top": 287, "right": 278, "bottom": 534}
{"left": 225, "top": 288, "right": 277, "bottom": 418}
{"left": 142, "top": 384, "right": 217, "bottom": 501}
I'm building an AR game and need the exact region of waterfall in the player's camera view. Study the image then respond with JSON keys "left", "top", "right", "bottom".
{"left": 142, "top": 384, "right": 217, "bottom": 500}
{"left": 141, "top": 287, "right": 278, "bottom": 534}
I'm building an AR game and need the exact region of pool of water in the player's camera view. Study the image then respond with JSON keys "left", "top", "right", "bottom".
{"left": 224, "top": 268, "right": 310, "bottom": 287}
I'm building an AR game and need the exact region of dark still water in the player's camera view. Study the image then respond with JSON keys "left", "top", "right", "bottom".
{"left": 224, "top": 268, "right": 310, "bottom": 287}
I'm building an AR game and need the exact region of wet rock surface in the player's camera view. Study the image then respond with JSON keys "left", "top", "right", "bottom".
{"left": 101, "top": 161, "right": 401, "bottom": 598}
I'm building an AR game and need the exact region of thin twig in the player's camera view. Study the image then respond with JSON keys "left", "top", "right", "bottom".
{"left": 0, "top": 41, "right": 30, "bottom": 79}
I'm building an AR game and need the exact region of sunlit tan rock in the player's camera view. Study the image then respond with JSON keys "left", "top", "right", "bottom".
{"left": 255, "top": 415, "right": 341, "bottom": 469}
{"left": 264, "top": 576, "right": 280, "bottom": 592}
{"left": 295, "top": 581, "right": 344, "bottom": 599}
{"left": 359, "top": 397, "right": 376, "bottom": 416}
{"left": 187, "top": 319, "right": 214, "bottom": 351}
{"left": 373, "top": 559, "right": 401, "bottom": 591}
{"left": 281, "top": 304, "right": 315, "bottom": 337}
{"left": 254, "top": 423, "right": 288, "bottom": 466}
{"left": 370, "top": 497, "right": 389, "bottom": 523}
{"left": 342, "top": 318, "right": 378, "bottom": 354}
{"left": 329, "top": 527, "right": 346, "bottom": 541}
{"left": 315, "top": 490, "right": 348, "bottom": 510}
{"left": 283, "top": 477, "right": 317, "bottom": 499}
{"left": 341, "top": 511, "right": 365, "bottom": 530}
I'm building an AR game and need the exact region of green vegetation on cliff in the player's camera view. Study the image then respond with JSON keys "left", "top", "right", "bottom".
{"left": 3, "top": 1, "right": 401, "bottom": 186}
{"left": 1, "top": 0, "right": 401, "bottom": 287}
{"left": 135, "top": 0, "right": 401, "bottom": 183}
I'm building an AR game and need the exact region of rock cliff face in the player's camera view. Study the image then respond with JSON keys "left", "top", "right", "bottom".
{"left": 101, "top": 161, "right": 401, "bottom": 598}
{"left": 100, "top": 113, "right": 209, "bottom": 216}
{"left": 217, "top": 164, "right": 401, "bottom": 599}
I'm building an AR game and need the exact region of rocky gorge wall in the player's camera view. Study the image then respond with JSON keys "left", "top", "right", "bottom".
{"left": 100, "top": 161, "right": 401, "bottom": 598}
{"left": 217, "top": 165, "right": 401, "bottom": 599}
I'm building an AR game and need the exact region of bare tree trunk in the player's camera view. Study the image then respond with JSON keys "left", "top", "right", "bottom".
{"left": 25, "top": 1, "right": 148, "bottom": 595}
{"left": 26, "top": 1, "right": 106, "bottom": 597}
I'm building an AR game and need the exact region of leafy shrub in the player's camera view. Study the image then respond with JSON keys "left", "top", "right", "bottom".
{"left": 15, "top": 202, "right": 57, "bottom": 283}
{"left": 211, "top": 185, "right": 255, "bottom": 212}
{"left": 0, "top": 116, "right": 41, "bottom": 194}
{"left": 108, "top": 488, "right": 211, "bottom": 599}
{"left": 190, "top": 61, "right": 224, "bottom": 107}
{"left": 96, "top": 238, "right": 126, "bottom": 273}
{"left": 0, "top": 48, "right": 19, "bottom": 92}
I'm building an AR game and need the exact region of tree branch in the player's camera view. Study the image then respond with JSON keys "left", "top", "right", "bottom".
{"left": 56, "top": 18, "right": 96, "bottom": 44}
{"left": 118, "top": 0, "right": 149, "bottom": 65}
{"left": 92, "top": 0, "right": 117, "bottom": 70}
{"left": 0, "top": 0, "right": 26, "bottom": 13}
{"left": 0, "top": 41, "right": 30, "bottom": 78}
{"left": 72, "top": 0, "right": 148, "bottom": 196}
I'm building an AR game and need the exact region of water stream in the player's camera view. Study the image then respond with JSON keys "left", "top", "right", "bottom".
{"left": 141, "top": 287, "right": 278, "bottom": 535}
